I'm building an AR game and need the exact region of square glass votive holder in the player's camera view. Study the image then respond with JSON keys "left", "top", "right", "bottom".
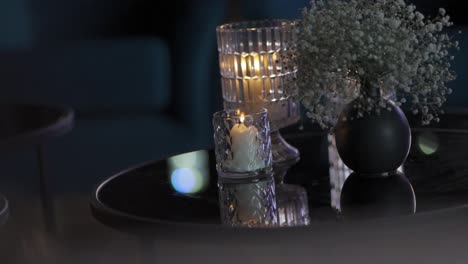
{"left": 212, "top": 109, "right": 272, "bottom": 179}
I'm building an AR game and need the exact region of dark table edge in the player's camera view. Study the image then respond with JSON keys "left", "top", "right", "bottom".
{"left": 0, "top": 105, "right": 75, "bottom": 150}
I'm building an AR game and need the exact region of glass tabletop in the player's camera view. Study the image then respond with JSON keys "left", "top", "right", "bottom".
{"left": 91, "top": 111, "right": 468, "bottom": 229}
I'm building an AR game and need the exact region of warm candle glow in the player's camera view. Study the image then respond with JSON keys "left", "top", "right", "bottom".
{"left": 219, "top": 50, "right": 299, "bottom": 128}
{"left": 239, "top": 113, "right": 245, "bottom": 123}
{"left": 222, "top": 51, "right": 281, "bottom": 103}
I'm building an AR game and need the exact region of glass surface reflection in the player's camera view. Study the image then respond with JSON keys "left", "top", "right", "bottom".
{"left": 340, "top": 172, "right": 416, "bottom": 219}
{"left": 274, "top": 159, "right": 310, "bottom": 227}
{"left": 276, "top": 184, "right": 310, "bottom": 227}
{"left": 217, "top": 175, "right": 278, "bottom": 228}
{"left": 168, "top": 150, "right": 210, "bottom": 194}
{"left": 328, "top": 135, "right": 352, "bottom": 212}
{"left": 217, "top": 160, "right": 310, "bottom": 228}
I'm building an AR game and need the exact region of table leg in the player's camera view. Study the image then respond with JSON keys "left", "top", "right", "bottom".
{"left": 37, "top": 146, "right": 56, "bottom": 232}
{"left": 0, "top": 193, "right": 8, "bottom": 226}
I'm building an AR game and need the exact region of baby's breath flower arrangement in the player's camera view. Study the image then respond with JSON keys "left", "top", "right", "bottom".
{"left": 293, "top": 0, "right": 460, "bottom": 128}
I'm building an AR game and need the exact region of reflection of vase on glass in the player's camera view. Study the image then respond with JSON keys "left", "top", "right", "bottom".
{"left": 340, "top": 171, "right": 416, "bottom": 219}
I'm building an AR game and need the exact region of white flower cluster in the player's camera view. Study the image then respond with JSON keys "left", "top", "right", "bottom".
{"left": 291, "top": 0, "right": 459, "bottom": 128}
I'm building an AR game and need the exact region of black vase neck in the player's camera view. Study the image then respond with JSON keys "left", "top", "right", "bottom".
{"left": 360, "top": 80, "right": 382, "bottom": 98}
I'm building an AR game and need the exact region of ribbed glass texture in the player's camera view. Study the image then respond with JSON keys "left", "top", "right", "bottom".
{"left": 212, "top": 109, "right": 272, "bottom": 178}
{"left": 276, "top": 184, "right": 310, "bottom": 227}
{"left": 218, "top": 175, "right": 278, "bottom": 228}
{"left": 216, "top": 20, "right": 300, "bottom": 130}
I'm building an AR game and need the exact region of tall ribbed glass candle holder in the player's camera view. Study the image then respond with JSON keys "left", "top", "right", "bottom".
{"left": 216, "top": 20, "right": 300, "bottom": 165}
{"left": 212, "top": 109, "right": 272, "bottom": 179}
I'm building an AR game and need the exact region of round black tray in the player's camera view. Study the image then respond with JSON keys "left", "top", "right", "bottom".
{"left": 91, "top": 111, "right": 468, "bottom": 233}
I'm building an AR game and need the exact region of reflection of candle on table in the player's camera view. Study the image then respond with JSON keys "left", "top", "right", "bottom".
{"left": 233, "top": 179, "right": 277, "bottom": 227}
{"left": 228, "top": 114, "right": 265, "bottom": 172}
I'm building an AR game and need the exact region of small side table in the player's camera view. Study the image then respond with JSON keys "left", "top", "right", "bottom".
{"left": 0, "top": 104, "right": 74, "bottom": 227}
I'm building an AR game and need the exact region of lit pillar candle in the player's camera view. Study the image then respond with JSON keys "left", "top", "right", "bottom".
{"left": 227, "top": 114, "right": 265, "bottom": 172}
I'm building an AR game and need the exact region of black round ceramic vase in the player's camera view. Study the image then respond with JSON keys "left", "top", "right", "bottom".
{"left": 334, "top": 97, "right": 411, "bottom": 175}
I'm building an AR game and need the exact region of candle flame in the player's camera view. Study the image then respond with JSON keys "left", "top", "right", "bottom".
{"left": 240, "top": 114, "right": 245, "bottom": 123}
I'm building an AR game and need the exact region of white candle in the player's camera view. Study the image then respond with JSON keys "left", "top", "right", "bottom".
{"left": 227, "top": 115, "right": 265, "bottom": 172}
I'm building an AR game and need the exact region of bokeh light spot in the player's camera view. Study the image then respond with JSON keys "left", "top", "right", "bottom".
{"left": 417, "top": 132, "right": 439, "bottom": 156}
{"left": 171, "top": 168, "right": 198, "bottom": 194}
{"left": 168, "top": 150, "right": 209, "bottom": 194}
